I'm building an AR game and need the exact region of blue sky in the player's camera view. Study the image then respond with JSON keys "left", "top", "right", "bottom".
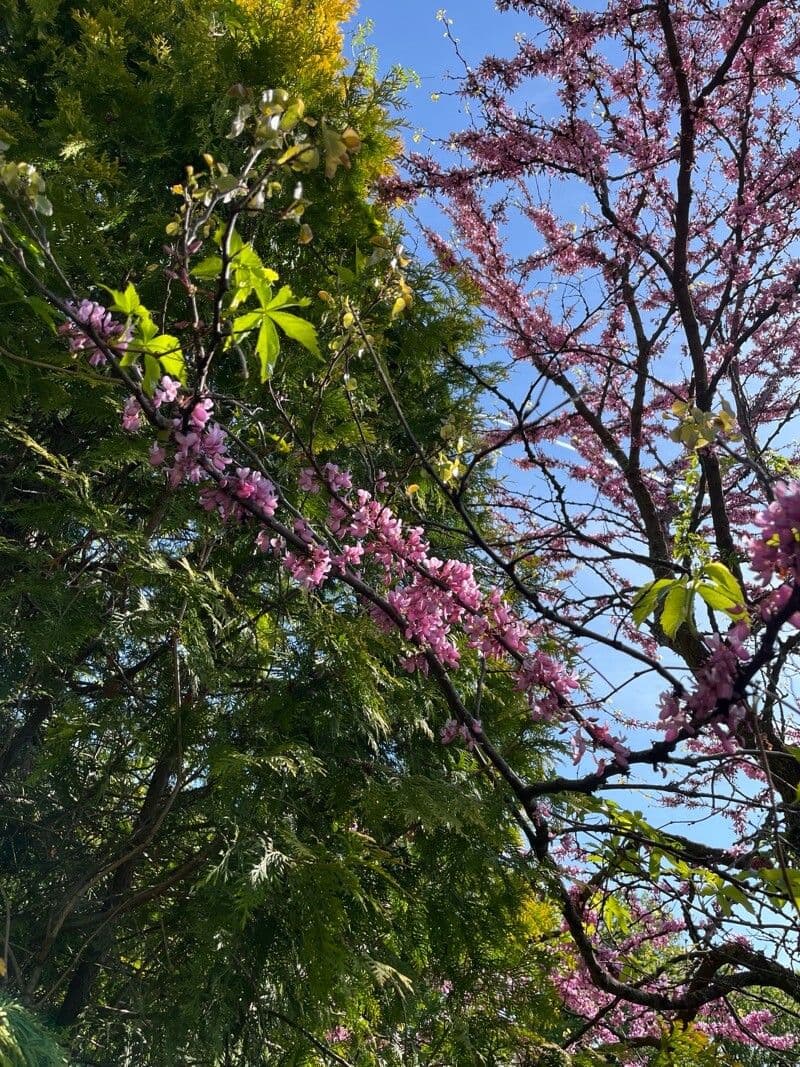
{"left": 348, "top": 3, "right": 533, "bottom": 143}
{"left": 350, "top": 2, "right": 518, "bottom": 81}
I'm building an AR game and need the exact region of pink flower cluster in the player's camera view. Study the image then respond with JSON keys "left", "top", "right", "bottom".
{"left": 571, "top": 722, "right": 631, "bottom": 772}
{"left": 59, "top": 299, "right": 131, "bottom": 367}
{"left": 324, "top": 1026, "right": 351, "bottom": 1045}
{"left": 113, "top": 373, "right": 282, "bottom": 535}
{"left": 759, "top": 581, "right": 800, "bottom": 628}
{"left": 315, "top": 474, "right": 575, "bottom": 700}
{"left": 554, "top": 892, "right": 794, "bottom": 1055}
{"left": 658, "top": 622, "right": 750, "bottom": 752}
{"left": 699, "top": 1008, "right": 795, "bottom": 1052}
{"left": 555, "top": 923, "right": 792, "bottom": 1058}
{"left": 298, "top": 462, "right": 353, "bottom": 494}
{"left": 144, "top": 390, "right": 233, "bottom": 488}
{"left": 60, "top": 296, "right": 586, "bottom": 757}
{"left": 440, "top": 718, "right": 482, "bottom": 748}
{"left": 746, "top": 482, "right": 800, "bottom": 633}
{"left": 201, "top": 467, "right": 278, "bottom": 523}
{"left": 122, "top": 396, "right": 143, "bottom": 432}
{"left": 516, "top": 652, "right": 580, "bottom": 721}
{"left": 749, "top": 481, "right": 800, "bottom": 581}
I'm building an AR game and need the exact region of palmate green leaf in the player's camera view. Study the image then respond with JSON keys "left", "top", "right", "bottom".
{"left": 102, "top": 281, "right": 142, "bottom": 316}
{"left": 267, "top": 309, "right": 320, "bottom": 358}
{"left": 263, "top": 284, "right": 309, "bottom": 311}
{"left": 231, "top": 305, "right": 319, "bottom": 379}
{"left": 140, "top": 333, "right": 186, "bottom": 384}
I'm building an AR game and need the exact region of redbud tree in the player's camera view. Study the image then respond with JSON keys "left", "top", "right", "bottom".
{"left": 6, "top": 0, "right": 800, "bottom": 1058}
{"left": 383, "top": 0, "right": 800, "bottom": 1050}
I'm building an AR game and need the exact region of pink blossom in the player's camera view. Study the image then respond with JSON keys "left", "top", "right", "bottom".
{"left": 297, "top": 467, "right": 319, "bottom": 492}
{"left": 324, "top": 1026, "right": 351, "bottom": 1045}
{"left": 121, "top": 396, "right": 142, "bottom": 432}
{"left": 149, "top": 442, "right": 166, "bottom": 466}
{"left": 189, "top": 397, "right": 214, "bottom": 430}
{"left": 153, "top": 375, "right": 180, "bottom": 407}
{"left": 60, "top": 299, "right": 131, "bottom": 365}
{"left": 748, "top": 482, "right": 800, "bottom": 582}
{"left": 322, "top": 462, "right": 352, "bottom": 493}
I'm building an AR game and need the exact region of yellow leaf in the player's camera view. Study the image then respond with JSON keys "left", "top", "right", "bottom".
{"left": 340, "top": 126, "right": 361, "bottom": 152}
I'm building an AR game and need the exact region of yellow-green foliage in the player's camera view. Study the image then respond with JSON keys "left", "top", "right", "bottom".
{"left": 238, "top": 0, "right": 356, "bottom": 87}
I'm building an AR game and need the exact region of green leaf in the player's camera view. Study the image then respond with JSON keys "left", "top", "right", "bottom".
{"left": 754, "top": 867, "right": 800, "bottom": 907}
{"left": 256, "top": 317, "right": 280, "bottom": 381}
{"left": 102, "top": 282, "right": 141, "bottom": 316}
{"left": 267, "top": 310, "right": 320, "bottom": 358}
{"left": 143, "top": 353, "right": 161, "bottom": 395}
{"left": 159, "top": 352, "right": 185, "bottom": 383}
{"left": 696, "top": 585, "right": 741, "bottom": 614}
{"left": 701, "top": 561, "right": 745, "bottom": 610}
{"left": 142, "top": 335, "right": 185, "bottom": 384}
{"left": 229, "top": 277, "right": 255, "bottom": 312}
{"left": 135, "top": 311, "right": 159, "bottom": 344}
{"left": 602, "top": 895, "right": 631, "bottom": 933}
{"left": 251, "top": 274, "right": 274, "bottom": 309}
{"left": 143, "top": 333, "right": 181, "bottom": 356}
{"left": 264, "top": 285, "right": 303, "bottom": 311}
{"left": 233, "top": 244, "right": 271, "bottom": 274}
{"left": 232, "top": 311, "right": 262, "bottom": 337}
{"left": 720, "top": 882, "right": 756, "bottom": 915}
{"left": 632, "top": 578, "right": 673, "bottom": 626}
{"left": 191, "top": 255, "right": 223, "bottom": 280}
{"left": 648, "top": 849, "right": 663, "bottom": 881}
{"left": 660, "top": 581, "right": 693, "bottom": 638}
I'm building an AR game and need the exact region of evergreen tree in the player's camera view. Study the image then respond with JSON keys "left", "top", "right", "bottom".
{"left": 0, "top": 2, "right": 566, "bottom": 1063}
